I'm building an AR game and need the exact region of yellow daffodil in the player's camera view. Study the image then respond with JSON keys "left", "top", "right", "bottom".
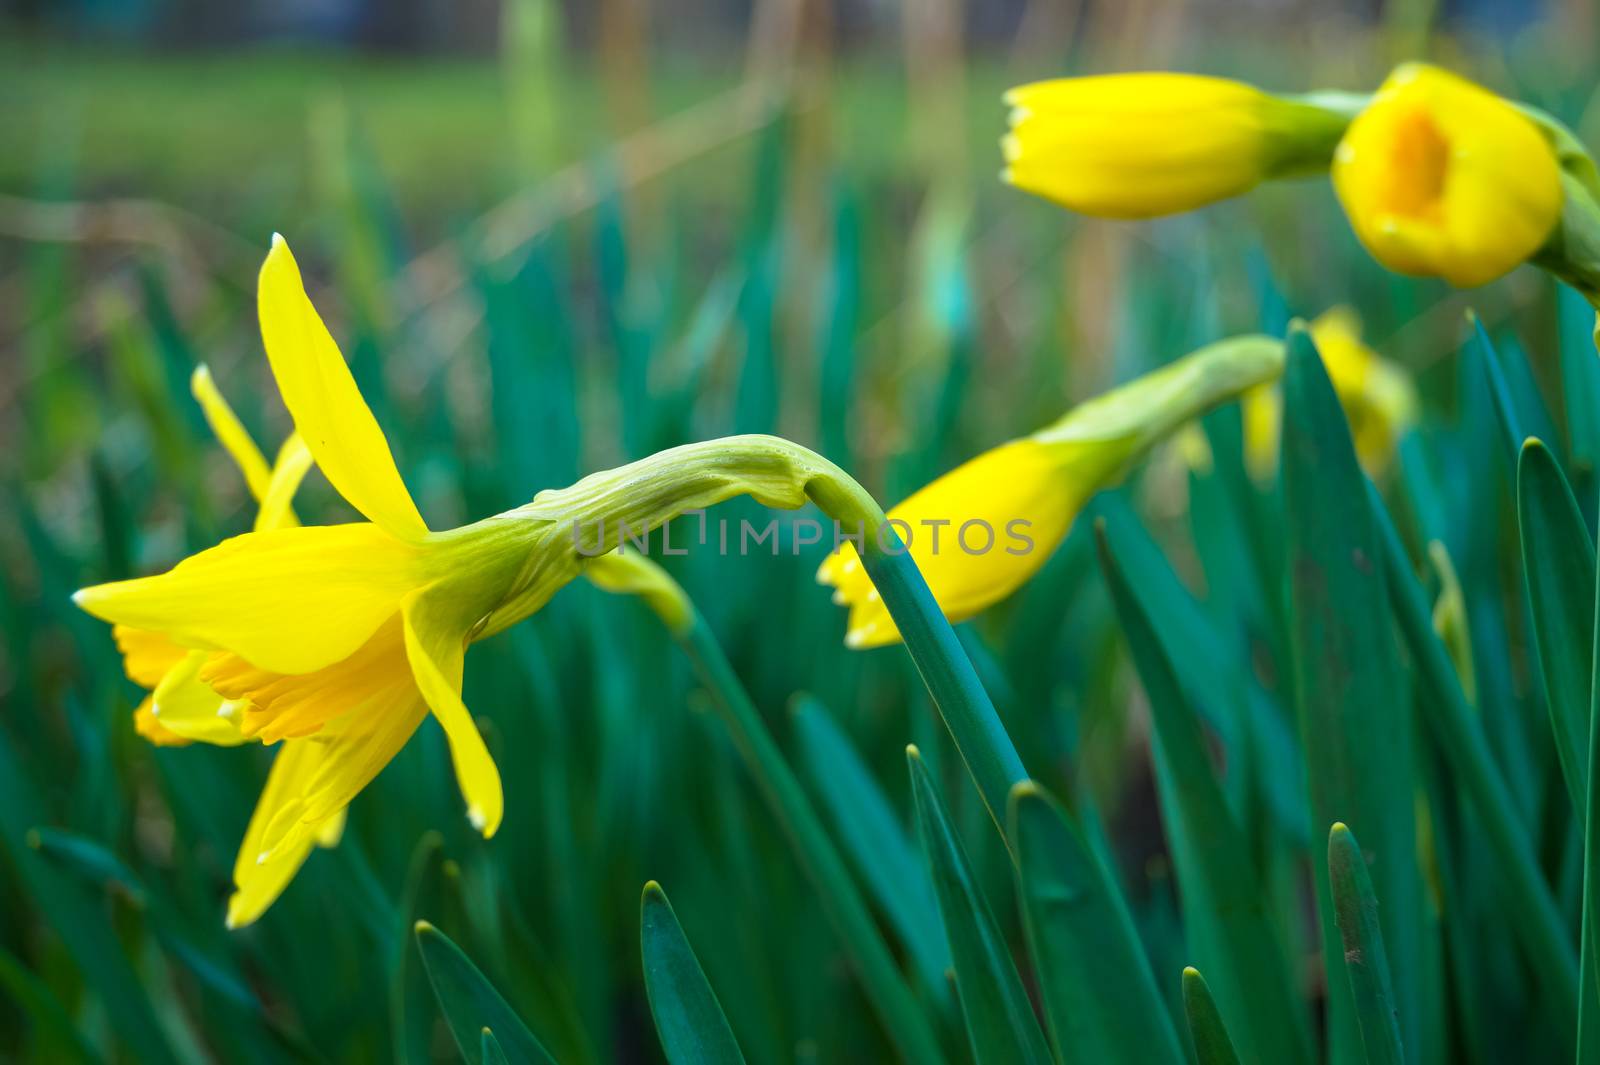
{"left": 77, "top": 235, "right": 883, "bottom": 926}
{"left": 818, "top": 334, "right": 1285, "bottom": 647}
{"left": 1003, "top": 73, "right": 1348, "bottom": 219}
{"left": 1242, "top": 309, "right": 1417, "bottom": 478}
{"left": 1332, "top": 63, "right": 1562, "bottom": 287}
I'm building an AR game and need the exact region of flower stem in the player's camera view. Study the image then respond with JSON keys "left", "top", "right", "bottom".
{"left": 673, "top": 610, "right": 949, "bottom": 1065}
{"left": 802, "top": 477, "right": 1029, "bottom": 845}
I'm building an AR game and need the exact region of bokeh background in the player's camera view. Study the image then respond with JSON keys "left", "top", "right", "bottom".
{"left": 3, "top": 1, "right": 1598, "bottom": 1061}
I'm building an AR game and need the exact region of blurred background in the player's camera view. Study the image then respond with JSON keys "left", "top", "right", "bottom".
{"left": 3, "top": 0, "right": 1600, "bottom": 1061}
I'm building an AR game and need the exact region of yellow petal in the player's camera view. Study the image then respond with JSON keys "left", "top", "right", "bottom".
{"left": 401, "top": 589, "right": 503, "bottom": 837}
{"left": 226, "top": 739, "right": 347, "bottom": 928}
{"left": 75, "top": 523, "right": 422, "bottom": 676}
{"left": 191, "top": 364, "right": 273, "bottom": 503}
{"left": 149, "top": 650, "right": 248, "bottom": 746}
{"left": 133, "top": 696, "right": 192, "bottom": 746}
{"left": 830, "top": 439, "right": 1082, "bottom": 648}
{"left": 296, "top": 694, "right": 429, "bottom": 828}
{"left": 114, "top": 625, "right": 189, "bottom": 688}
{"left": 257, "top": 235, "right": 429, "bottom": 540}
{"left": 254, "top": 433, "right": 313, "bottom": 533}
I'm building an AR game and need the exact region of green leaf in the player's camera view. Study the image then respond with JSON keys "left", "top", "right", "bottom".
{"left": 1472, "top": 315, "right": 1554, "bottom": 470}
{"left": 1517, "top": 437, "right": 1595, "bottom": 815}
{"left": 1006, "top": 779, "right": 1180, "bottom": 1065}
{"left": 1095, "top": 523, "right": 1312, "bottom": 1065}
{"left": 1328, "top": 823, "right": 1405, "bottom": 1065}
{"left": 640, "top": 881, "right": 747, "bottom": 1065}
{"left": 861, "top": 532, "right": 1027, "bottom": 842}
{"left": 675, "top": 622, "right": 947, "bottom": 1064}
{"left": 1281, "top": 326, "right": 1420, "bottom": 1062}
{"left": 0, "top": 738, "right": 174, "bottom": 1064}
{"left": 1182, "top": 968, "right": 1243, "bottom": 1065}
{"left": 790, "top": 693, "right": 951, "bottom": 997}
{"left": 907, "top": 749, "right": 1052, "bottom": 1065}
{"left": 1580, "top": 531, "right": 1600, "bottom": 1063}
{"left": 1560, "top": 287, "right": 1600, "bottom": 471}
{"left": 414, "top": 920, "right": 557, "bottom": 1065}
{"left": 1367, "top": 480, "right": 1579, "bottom": 1034}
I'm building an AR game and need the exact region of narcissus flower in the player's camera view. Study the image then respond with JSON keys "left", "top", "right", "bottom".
{"left": 1332, "top": 63, "right": 1562, "bottom": 287}
{"left": 1242, "top": 308, "right": 1417, "bottom": 477}
{"left": 818, "top": 334, "right": 1285, "bottom": 648}
{"left": 1003, "top": 73, "right": 1348, "bottom": 219}
{"left": 77, "top": 236, "right": 873, "bottom": 925}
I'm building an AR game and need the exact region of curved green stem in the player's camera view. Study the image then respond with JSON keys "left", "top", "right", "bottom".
{"left": 853, "top": 530, "right": 1028, "bottom": 844}
{"left": 538, "top": 434, "right": 1027, "bottom": 844}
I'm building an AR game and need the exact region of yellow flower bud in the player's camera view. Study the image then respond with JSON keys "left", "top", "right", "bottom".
{"left": 820, "top": 335, "right": 1286, "bottom": 647}
{"left": 1003, "top": 73, "right": 1346, "bottom": 219}
{"left": 1332, "top": 63, "right": 1562, "bottom": 287}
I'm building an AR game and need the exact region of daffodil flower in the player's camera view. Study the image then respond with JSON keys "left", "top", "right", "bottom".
{"left": 818, "top": 334, "right": 1285, "bottom": 648}
{"left": 1332, "top": 63, "right": 1562, "bottom": 287}
{"left": 76, "top": 236, "right": 898, "bottom": 926}
{"left": 1241, "top": 308, "right": 1417, "bottom": 478}
{"left": 1003, "top": 72, "right": 1348, "bottom": 219}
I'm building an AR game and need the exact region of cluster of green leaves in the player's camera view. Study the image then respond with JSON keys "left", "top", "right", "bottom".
{"left": 6, "top": 35, "right": 1600, "bottom": 1065}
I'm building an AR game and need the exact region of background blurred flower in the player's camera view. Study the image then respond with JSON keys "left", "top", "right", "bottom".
{"left": 1003, "top": 72, "right": 1347, "bottom": 219}
{"left": 1242, "top": 308, "right": 1417, "bottom": 477}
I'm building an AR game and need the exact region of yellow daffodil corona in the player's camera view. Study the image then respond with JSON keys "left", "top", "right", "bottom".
{"left": 1003, "top": 72, "right": 1348, "bottom": 218}
{"left": 1332, "top": 64, "right": 1562, "bottom": 287}
{"left": 76, "top": 236, "right": 885, "bottom": 926}
{"left": 1242, "top": 308, "right": 1417, "bottom": 478}
{"left": 818, "top": 334, "right": 1285, "bottom": 648}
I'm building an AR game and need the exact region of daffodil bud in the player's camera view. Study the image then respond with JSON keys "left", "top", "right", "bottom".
{"left": 819, "top": 334, "right": 1285, "bottom": 647}
{"left": 1332, "top": 63, "right": 1562, "bottom": 287}
{"left": 1003, "top": 73, "right": 1348, "bottom": 219}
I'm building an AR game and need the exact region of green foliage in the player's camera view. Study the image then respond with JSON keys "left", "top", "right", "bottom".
{"left": 640, "top": 883, "right": 747, "bottom": 1065}
{"left": 414, "top": 921, "right": 556, "bottom": 1065}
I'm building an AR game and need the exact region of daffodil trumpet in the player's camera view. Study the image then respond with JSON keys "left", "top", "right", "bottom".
{"left": 76, "top": 234, "right": 1027, "bottom": 923}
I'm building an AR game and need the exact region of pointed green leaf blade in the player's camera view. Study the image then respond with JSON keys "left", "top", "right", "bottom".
{"left": 414, "top": 920, "right": 557, "bottom": 1065}
{"left": 1368, "top": 480, "right": 1579, "bottom": 1032}
{"left": 1008, "top": 780, "right": 1184, "bottom": 1065}
{"left": 1328, "top": 823, "right": 1405, "bottom": 1065}
{"left": 908, "top": 749, "right": 1052, "bottom": 1065}
{"left": 640, "top": 882, "right": 747, "bottom": 1065}
{"left": 1095, "top": 523, "right": 1312, "bottom": 1065}
{"left": 1182, "top": 968, "right": 1243, "bottom": 1065}
{"left": 790, "top": 693, "right": 951, "bottom": 996}
{"left": 1516, "top": 437, "right": 1595, "bottom": 815}
{"left": 1281, "top": 325, "right": 1420, "bottom": 1062}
